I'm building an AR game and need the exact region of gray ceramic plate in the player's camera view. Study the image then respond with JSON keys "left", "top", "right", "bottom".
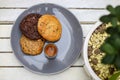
{"left": 11, "top": 3, "right": 83, "bottom": 75}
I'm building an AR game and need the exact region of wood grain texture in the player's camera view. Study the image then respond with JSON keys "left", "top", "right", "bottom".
{"left": 0, "top": 0, "right": 119, "bottom": 8}
{"left": 0, "top": 67, "right": 90, "bottom": 80}
{"left": 0, "top": 9, "right": 108, "bottom": 22}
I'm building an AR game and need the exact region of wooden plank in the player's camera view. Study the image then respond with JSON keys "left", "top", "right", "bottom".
{"left": 0, "top": 9, "right": 108, "bottom": 22}
{"left": 0, "top": 39, "right": 11, "bottom": 52}
{"left": 70, "top": 9, "right": 108, "bottom": 22}
{"left": 0, "top": 67, "right": 90, "bottom": 80}
{"left": 0, "top": 25, "right": 12, "bottom": 38}
{"left": 0, "top": 24, "right": 94, "bottom": 37}
{"left": 81, "top": 24, "right": 94, "bottom": 37}
{"left": 0, "top": 9, "right": 25, "bottom": 21}
{"left": 0, "top": 53, "right": 20, "bottom": 66}
{"left": 0, "top": 53, "right": 84, "bottom": 66}
{"left": 0, "top": 0, "right": 119, "bottom": 8}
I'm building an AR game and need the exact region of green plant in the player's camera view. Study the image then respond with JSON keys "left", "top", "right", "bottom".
{"left": 100, "top": 5, "right": 120, "bottom": 70}
{"left": 109, "top": 71, "right": 120, "bottom": 80}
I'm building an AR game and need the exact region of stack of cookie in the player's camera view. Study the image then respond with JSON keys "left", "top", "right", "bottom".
{"left": 19, "top": 13, "right": 62, "bottom": 56}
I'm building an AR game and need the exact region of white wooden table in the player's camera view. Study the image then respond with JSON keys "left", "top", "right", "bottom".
{"left": 0, "top": 0, "right": 119, "bottom": 80}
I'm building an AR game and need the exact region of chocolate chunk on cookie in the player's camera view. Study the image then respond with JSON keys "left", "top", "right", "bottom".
{"left": 20, "top": 13, "right": 42, "bottom": 40}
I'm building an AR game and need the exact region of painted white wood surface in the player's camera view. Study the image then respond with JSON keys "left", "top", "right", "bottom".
{"left": 0, "top": 9, "right": 108, "bottom": 22}
{"left": 0, "top": 0, "right": 119, "bottom": 80}
{"left": 0, "top": 68, "right": 91, "bottom": 80}
{"left": 0, "top": 0, "right": 119, "bottom": 8}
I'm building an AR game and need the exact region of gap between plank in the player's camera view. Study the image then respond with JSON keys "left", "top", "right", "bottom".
{"left": 0, "top": 21, "right": 14, "bottom": 25}
{"left": 0, "top": 7, "right": 27, "bottom": 9}
{"left": 71, "top": 65, "right": 84, "bottom": 67}
{"left": 0, "top": 66, "right": 24, "bottom": 68}
{"left": 68, "top": 8, "right": 105, "bottom": 10}
{"left": 0, "top": 21, "right": 96, "bottom": 25}
{"left": 0, "top": 51, "right": 13, "bottom": 53}
{"left": 0, "top": 37, "right": 10, "bottom": 39}
{"left": 0, "top": 7, "right": 105, "bottom": 10}
{"left": 0, "top": 66, "right": 82, "bottom": 68}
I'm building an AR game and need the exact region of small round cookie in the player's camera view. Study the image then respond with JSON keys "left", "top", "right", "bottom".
{"left": 37, "top": 14, "right": 62, "bottom": 42}
{"left": 20, "top": 35, "right": 45, "bottom": 55}
{"left": 20, "top": 13, "right": 42, "bottom": 40}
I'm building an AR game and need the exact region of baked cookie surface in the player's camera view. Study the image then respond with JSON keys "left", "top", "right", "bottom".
{"left": 37, "top": 14, "right": 62, "bottom": 42}
{"left": 20, "top": 35, "right": 45, "bottom": 55}
{"left": 20, "top": 13, "right": 42, "bottom": 40}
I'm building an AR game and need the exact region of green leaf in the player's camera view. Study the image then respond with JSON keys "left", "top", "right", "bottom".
{"left": 105, "top": 34, "right": 120, "bottom": 50}
{"left": 102, "top": 54, "right": 115, "bottom": 64}
{"left": 109, "top": 71, "right": 120, "bottom": 80}
{"left": 106, "top": 26, "right": 120, "bottom": 35}
{"left": 100, "top": 15, "right": 111, "bottom": 23}
{"left": 100, "top": 43, "right": 117, "bottom": 54}
{"left": 107, "top": 5, "right": 116, "bottom": 15}
{"left": 100, "top": 14, "right": 115, "bottom": 24}
{"left": 114, "top": 55, "right": 120, "bottom": 70}
{"left": 117, "top": 25, "right": 120, "bottom": 32}
{"left": 106, "top": 27, "right": 115, "bottom": 34}
{"left": 111, "top": 17, "right": 118, "bottom": 26}
{"left": 113, "top": 37, "right": 120, "bottom": 49}
{"left": 115, "top": 6, "right": 120, "bottom": 21}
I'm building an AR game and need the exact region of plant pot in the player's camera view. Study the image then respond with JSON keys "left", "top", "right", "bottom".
{"left": 83, "top": 22, "right": 101, "bottom": 80}
{"left": 83, "top": 22, "right": 115, "bottom": 80}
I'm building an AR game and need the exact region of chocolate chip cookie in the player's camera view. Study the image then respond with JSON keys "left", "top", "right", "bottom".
{"left": 20, "top": 35, "right": 45, "bottom": 55}
{"left": 20, "top": 13, "right": 42, "bottom": 40}
{"left": 37, "top": 14, "right": 62, "bottom": 42}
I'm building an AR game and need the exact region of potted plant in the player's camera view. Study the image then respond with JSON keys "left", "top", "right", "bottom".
{"left": 83, "top": 5, "right": 120, "bottom": 80}
{"left": 100, "top": 5, "right": 120, "bottom": 80}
